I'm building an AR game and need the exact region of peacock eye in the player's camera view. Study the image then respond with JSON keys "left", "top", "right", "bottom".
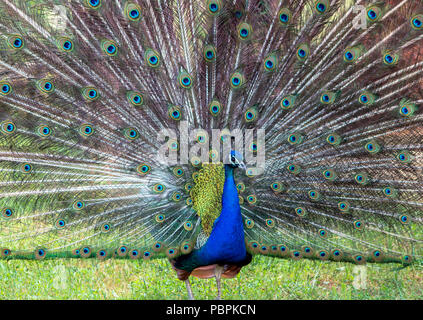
{"left": 88, "top": 0, "right": 101, "bottom": 8}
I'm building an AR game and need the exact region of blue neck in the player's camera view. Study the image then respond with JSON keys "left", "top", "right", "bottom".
{"left": 197, "top": 164, "right": 247, "bottom": 265}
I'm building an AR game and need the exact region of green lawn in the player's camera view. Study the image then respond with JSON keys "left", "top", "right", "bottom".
{"left": 0, "top": 256, "right": 421, "bottom": 300}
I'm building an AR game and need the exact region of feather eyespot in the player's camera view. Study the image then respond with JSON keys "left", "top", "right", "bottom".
{"left": 101, "top": 223, "right": 111, "bottom": 233}
{"left": 402, "top": 255, "right": 412, "bottom": 264}
{"left": 8, "top": 35, "right": 24, "bottom": 49}
{"left": 73, "top": 200, "right": 85, "bottom": 211}
{"left": 383, "top": 51, "right": 399, "bottom": 66}
{"left": 291, "top": 251, "right": 302, "bottom": 260}
{"left": 145, "top": 49, "right": 160, "bottom": 67}
{"left": 397, "top": 151, "right": 412, "bottom": 164}
{"left": 181, "top": 241, "right": 193, "bottom": 254}
{"left": 249, "top": 141, "right": 258, "bottom": 153}
{"left": 173, "top": 167, "right": 184, "bottom": 177}
{"left": 207, "top": 0, "right": 222, "bottom": 14}
{"left": 230, "top": 71, "right": 245, "bottom": 89}
{"left": 264, "top": 54, "right": 278, "bottom": 72}
{"left": 36, "top": 79, "right": 55, "bottom": 94}
{"left": 280, "top": 95, "right": 296, "bottom": 110}
{"left": 359, "top": 91, "right": 377, "bottom": 105}
{"left": 125, "top": 3, "right": 142, "bottom": 21}
{"left": 365, "top": 140, "right": 380, "bottom": 154}
{"left": 296, "top": 44, "right": 309, "bottom": 61}
{"left": 152, "top": 242, "right": 163, "bottom": 253}
{"left": 82, "top": 87, "right": 99, "bottom": 101}
{"left": 318, "top": 229, "right": 328, "bottom": 238}
{"left": 55, "top": 219, "right": 66, "bottom": 229}
{"left": 209, "top": 149, "right": 219, "bottom": 161}
{"left": 295, "top": 207, "right": 307, "bottom": 217}
{"left": 287, "top": 133, "right": 303, "bottom": 145}
{"left": 278, "top": 8, "right": 292, "bottom": 25}
{"left": 399, "top": 215, "right": 410, "bottom": 225}
{"left": 244, "top": 108, "right": 257, "bottom": 122}
{"left": 1, "top": 82, "right": 12, "bottom": 95}
{"left": 265, "top": 219, "right": 275, "bottom": 228}
{"left": 398, "top": 99, "right": 417, "bottom": 117}
{"left": 245, "top": 218, "right": 254, "bottom": 229}
{"left": 87, "top": 0, "right": 101, "bottom": 9}
{"left": 195, "top": 130, "right": 208, "bottom": 144}
{"left": 127, "top": 91, "right": 144, "bottom": 106}
{"left": 308, "top": 190, "right": 321, "bottom": 201}
{"left": 383, "top": 186, "right": 397, "bottom": 198}
{"left": 79, "top": 124, "right": 94, "bottom": 137}
{"left": 204, "top": 44, "right": 217, "bottom": 62}
{"left": 234, "top": 10, "right": 243, "bottom": 19}
{"left": 411, "top": 14, "right": 423, "bottom": 30}
{"left": 237, "top": 183, "right": 245, "bottom": 193}
{"left": 209, "top": 99, "right": 221, "bottom": 116}
{"left": 178, "top": 71, "right": 193, "bottom": 89}
{"left": 1, "top": 208, "right": 14, "bottom": 219}
{"left": 168, "top": 105, "right": 182, "bottom": 121}
{"left": 343, "top": 46, "right": 362, "bottom": 63}
{"left": 21, "top": 163, "right": 33, "bottom": 174}
{"left": 322, "top": 168, "right": 337, "bottom": 181}
{"left": 278, "top": 245, "right": 289, "bottom": 256}
{"left": 314, "top": 1, "right": 329, "bottom": 14}
{"left": 338, "top": 201, "right": 350, "bottom": 213}
{"left": 155, "top": 214, "right": 165, "bottom": 223}
{"left": 172, "top": 192, "right": 182, "bottom": 202}
{"left": 353, "top": 254, "right": 365, "bottom": 264}
{"left": 372, "top": 250, "right": 384, "bottom": 262}
{"left": 35, "top": 248, "right": 47, "bottom": 260}
{"left": 318, "top": 250, "right": 329, "bottom": 260}
{"left": 237, "top": 23, "right": 252, "bottom": 40}
{"left": 354, "top": 172, "right": 369, "bottom": 185}
{"left": 1, "top": 121, "right": 16, "bottom": 134}
{"left": 1, "top": 249, "right": 11, "bottom": 258}
{"left": 248, "top": 241, "right": 260, "bottom": 253}
{"left": 287, "top": 163, "right": 301, "bottom": 175}
{"left": 97, "top": 250, "right": 108, "bottom": 260}
{"left": 191, "top": 172, "right": 199, "bottom": 180}
{"left": 166, "top": 248, "right": 178, "bottom": 258}
{"left": 183, "top": 221, "right": 193, "bottom": 231}
{"left": 101, "top": 40, "right": 118, "bottom": 56}
{"left": 57, "top": 37, "right": 74, "bottom": 52}
{"left": 366, "top": 5, "right": 383, "bottom": 22}
{"left": 326, "top": 132, "right": 341, "bottom": 146}
{"left": 153, "top": 183, "right": 165, "bottom": 193}
{"left": 331, "top": 249, "right": 343, "bottom": 261}
{"left": 354, "top": 220, "right": 364, "bottom": 230}
{"left": 245, "top": 168, "right": 254, "bottom": 178}
{"left": 130, "top": 249, "right": 140, "bottom": 259}
{"left": 117, "top": 246, "right": 128, "bottom": 257}
{"left": 124, "top": 127, "right": 140, "bottom": 140}
{"left": 247, "top": 195, "right": 257, "bottom": 205}
{"left": 320, "top": 91, "right": 337, "bottom": 104}
{"left": 271, "top": 182, "right": 284, "bottom": 193}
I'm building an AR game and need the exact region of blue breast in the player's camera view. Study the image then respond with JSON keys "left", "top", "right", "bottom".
{"left": 195, "top": 164, "right": 247, "bottom": 265}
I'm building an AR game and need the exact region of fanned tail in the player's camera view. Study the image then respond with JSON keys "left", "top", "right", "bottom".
{"left": 0, "top": 0, "right": 422, "bottom": 266}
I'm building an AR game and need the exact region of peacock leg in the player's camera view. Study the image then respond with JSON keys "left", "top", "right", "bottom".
{"left": 185, "top": 278, "right": 195, "bottom": 300}
{"left": 215, "top": 265, "right": 224, "bottom": 300}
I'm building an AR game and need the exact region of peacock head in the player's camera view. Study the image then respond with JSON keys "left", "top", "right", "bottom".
{"left": 228, "top": 150, "right": 246, "bottom": 170}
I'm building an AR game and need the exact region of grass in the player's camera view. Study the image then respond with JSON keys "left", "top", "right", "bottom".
{"left": 0, "top": 256, "right": 421, "bottom": 300}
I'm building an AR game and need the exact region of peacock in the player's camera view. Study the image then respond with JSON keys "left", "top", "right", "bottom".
{"left": 0, "top": 0, "right": 422, "bottom": 300}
